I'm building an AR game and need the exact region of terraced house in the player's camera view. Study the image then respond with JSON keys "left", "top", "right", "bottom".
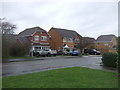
{"left": 95, "top": 34, "right": 117, "bottom": 53}
{"left": 18, "top": 27, "right": 51, "bottom": 52}
{"left": 48, "top": 27, "right": 83, "bottom": 52}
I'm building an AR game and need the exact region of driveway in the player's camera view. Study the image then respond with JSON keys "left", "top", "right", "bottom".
{"left": 2, "top": 55, "right": 117, "bottom": 76}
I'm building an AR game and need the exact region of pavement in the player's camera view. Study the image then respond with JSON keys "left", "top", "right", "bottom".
{"left": 2, "top": 55, "right": 117, "bottom": 77}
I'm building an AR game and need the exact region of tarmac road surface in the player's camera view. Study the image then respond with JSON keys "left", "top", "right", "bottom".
{"left": 2, "top": 55, "right": 117, "bottom": 76}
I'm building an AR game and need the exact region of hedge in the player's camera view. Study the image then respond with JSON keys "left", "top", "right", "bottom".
{"left": 102, "top": 52, "right": 118, "bottom": 68}
{"left": 118, "top": 37, "right": 120, "bottom": 73}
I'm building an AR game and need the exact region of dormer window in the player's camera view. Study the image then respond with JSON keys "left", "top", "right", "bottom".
{"left": 68, "top": 38, "right": 73, "bottom": 42}
{"left": 34, "top": 35, "right": 39, "bottom": 40}
{"left": 41, "top": 36, "right": 47, "bottom": 41}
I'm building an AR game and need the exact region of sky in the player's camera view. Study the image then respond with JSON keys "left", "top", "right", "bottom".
{"left": 1, "top": 0, "right": 119, "bottom": 39}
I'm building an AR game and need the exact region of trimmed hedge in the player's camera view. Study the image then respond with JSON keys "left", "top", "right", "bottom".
{"left": 102, "top": 52, "right": 118, "bottom": 68}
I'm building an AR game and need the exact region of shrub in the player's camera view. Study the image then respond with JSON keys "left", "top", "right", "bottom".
{"left": 117, "top": 37, "right": 120, "bottom": 73}
{"left": 10, "top": 43, "right": 30, "bottom": 57}
{"left": 102, "top": 52, "right": 118, "bottom": 68}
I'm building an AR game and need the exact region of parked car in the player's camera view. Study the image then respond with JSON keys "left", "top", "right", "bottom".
{"left": 71, "top": 50, "right": 80, "bottom": 56}
{"left": 57, "top": 51, "right": 64, "bottom": 55}
{"left": 84, "top": 49, "right": 101, "bottom": 55}
{"left": 49, "top": 49, "right": 57, "bottom": 56}
{"left": 90, "top": 49, "right": 101, "bottom": 55}
{"left": 57, "top": 50, "right": 71, "bottom": 55}
{"left": 33, "top": 49, "right": 57, "bottom": 57}
{"left": 63, "top": 51, "right": 71, "bottom": 55}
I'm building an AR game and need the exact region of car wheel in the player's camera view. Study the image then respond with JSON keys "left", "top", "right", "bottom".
{"left": 36, "top": 54, "right": 40, "bottom": 57}
{"left": 47, "top": 53, "right": 51, "bottom": 57}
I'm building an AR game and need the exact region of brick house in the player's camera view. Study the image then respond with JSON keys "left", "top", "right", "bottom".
{"left": 48, "top": 27, "right": 82, "bottom": 52}
{"left": 18, "top": 26, "right": 51, "bottom": 52}
{"left": 95, "top": 34, "right": 117, "bottom": 53}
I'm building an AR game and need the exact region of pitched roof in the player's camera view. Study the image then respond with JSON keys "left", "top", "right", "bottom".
{"left": 51, "top": 27, "right": 81, "bottom": 38}
{"left": 83, "top": 37, "right": 95, "bottom": 43}
{"left": 96, "top": 34, "right": 116, "bottom": 42}
{"left": 19, "top": 26, "right": 46, "bottom": 37}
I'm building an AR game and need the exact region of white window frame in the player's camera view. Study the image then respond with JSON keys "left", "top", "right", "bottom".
{"left": 41, "top": 36, "right": 47, "bottom": 41}
{"left": 63, "top": 38, "right": 66, "bottom": 42}
{"left": 104, "top": 43, "right": 109, "bottom": 46}
{"left": 75, "top": 39, "right": 79, "bottom": 43}
{"left": 68, "top": 38, "right": 73, "bottom": 42}
{"left": 34, "top": 35, "right": 39, "bottom": 41}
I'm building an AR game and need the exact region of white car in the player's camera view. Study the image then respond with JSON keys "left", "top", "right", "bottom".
{"left": 33, "top": 49, "right": 57, "bottom": 57}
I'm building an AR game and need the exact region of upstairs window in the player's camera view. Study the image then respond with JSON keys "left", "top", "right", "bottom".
{"left": 68, "top": 38, "right": 73, "bottom": 42}
{"left": 75, "top": 39, "right": 79, "bottom": 43}
{"left": 63, "top": 38, "right": 66, "bottom": 42}
{"left": 96, "top": 43, "right": 99, "bottom": 46}
{"left": 34, "top": 35, "right": 39, "bottom": 40}
{"left": 104, "top": 43, "right": 109, "bottom": 46}
{"left": 41, "top": 36, "right": 47, "bottom": 41}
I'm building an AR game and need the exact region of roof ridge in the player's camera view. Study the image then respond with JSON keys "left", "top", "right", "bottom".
{"left": 25, "top": 26, "right": 44, "bottom": 30}
{"left": 52, "top": 27, "right": 76, "bottom": 32}
{"left": 99, "top": 34, "right": 116, "bottom": 37}
{"left": 19, "top": 26, "right": 46, "bottom": 36}
{"left": 96, "top": 34, "right": 116, "bottom": 42}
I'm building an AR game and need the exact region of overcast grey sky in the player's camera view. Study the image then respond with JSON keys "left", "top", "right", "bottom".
{"left": 1, "top": 1, "right": 118, "bottom": 39}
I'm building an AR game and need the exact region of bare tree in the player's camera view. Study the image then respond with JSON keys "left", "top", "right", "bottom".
{"left": 0, "top": 20, "right": 16, "bottom": 35}
{"left": 76, "top": 39, "right": 89, "bottom": 53}
{"left": 1, "top": 18, "right": 17, "bottom": 58}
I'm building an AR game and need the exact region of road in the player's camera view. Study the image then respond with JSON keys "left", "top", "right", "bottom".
{"left": 2, "top": 55, "right": 117, "bottom": 76}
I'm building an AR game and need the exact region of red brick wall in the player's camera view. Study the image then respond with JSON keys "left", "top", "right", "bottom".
{"left": 95, "top": 37, "right": 117, "bottom": 53}
{"left": 32, "top": 32, "right": 50, "bottom": 43}
{"left": 48, "top": 28, "right": 63, "bottom": 51}
{"left": 49, "top": 28, "right": 82, "bottom": 51}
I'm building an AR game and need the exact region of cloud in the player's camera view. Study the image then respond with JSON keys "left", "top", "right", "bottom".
{"left": 1, "top": 1, "right": 118, "bottom": 39}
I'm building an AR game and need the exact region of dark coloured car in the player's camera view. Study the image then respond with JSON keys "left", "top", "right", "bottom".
{"left": 89, "top": 49, "right": 101, "bottom": 55}
{"left": 84, "top": 49, "right": 101, "bottom": 55}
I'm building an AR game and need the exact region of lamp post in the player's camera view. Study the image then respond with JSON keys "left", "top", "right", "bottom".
{"left": 31, "top": 43, "right": 34, "bottom": 57}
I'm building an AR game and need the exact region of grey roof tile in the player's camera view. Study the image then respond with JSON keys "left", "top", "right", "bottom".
{"left": 52, "top": 27, "right": 81, "bottom": 38}
{"left": 83, "top": 37, "right": 95, "bottom": 43}
{"left": 19, "top": 26, "right": 46, "bottom": 36}
{"left": 96, "top": 34, "right": 116, "bottom": 42}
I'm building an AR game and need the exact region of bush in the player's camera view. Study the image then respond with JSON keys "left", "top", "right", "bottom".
{"left": 10, "top": 43, "right": 30, "bottom": 57}
{"left": 117, "top": 37, "right": 120, "bottom": 73}
{"left": 102, "top": 52, "right": 118, "bottom": 68}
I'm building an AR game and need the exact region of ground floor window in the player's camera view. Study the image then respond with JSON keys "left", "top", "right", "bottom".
{"left": 33, "top": 46, "right": 50, "bottom": 51}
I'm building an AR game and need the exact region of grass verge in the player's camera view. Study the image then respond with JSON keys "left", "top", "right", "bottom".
{"left": 3, "top": 67, "right": 118, "bottom": 88}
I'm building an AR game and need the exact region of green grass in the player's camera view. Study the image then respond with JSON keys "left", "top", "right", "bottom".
{"left": 3, "top": 67, "right": 118, "bottom": 88}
